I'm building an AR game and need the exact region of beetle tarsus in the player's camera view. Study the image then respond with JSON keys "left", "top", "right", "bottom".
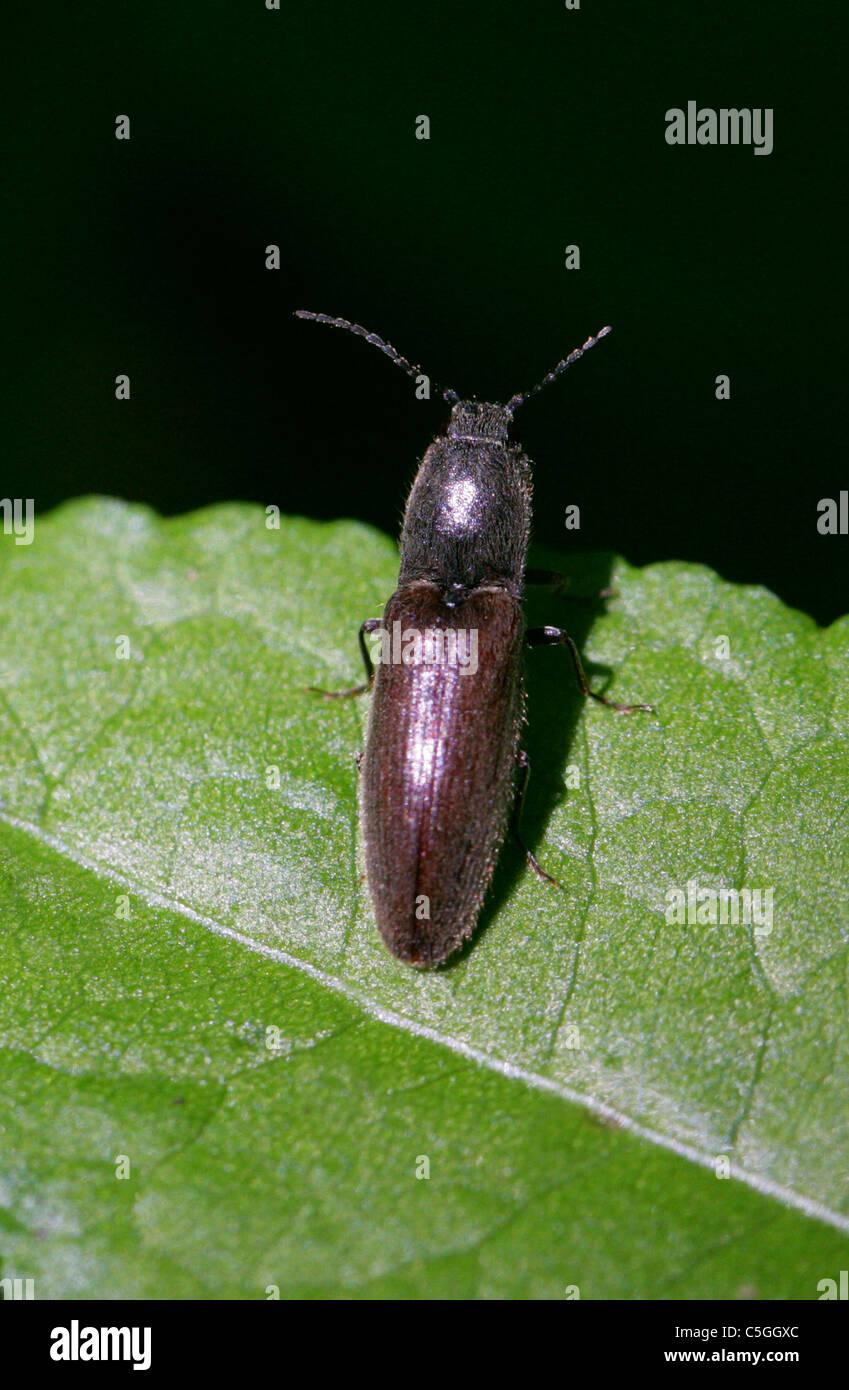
{"left": 306, "top": 681, "right": 371, "bottom": 699}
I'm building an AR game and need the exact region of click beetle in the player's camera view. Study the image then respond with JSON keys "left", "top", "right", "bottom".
{"left": 296, "top": 310, "right": 651, "bottom": 966}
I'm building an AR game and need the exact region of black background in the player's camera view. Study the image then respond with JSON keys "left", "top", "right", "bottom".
{"left": 7, "top": 0, "right": 846, "bottom": 622}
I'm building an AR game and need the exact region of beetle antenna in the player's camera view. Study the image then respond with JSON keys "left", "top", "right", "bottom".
{"left": 295, "top": 311, "right": 455, "bottom": 398}
{"left": 506, "top": 326, "right": 612, "bottom": 412}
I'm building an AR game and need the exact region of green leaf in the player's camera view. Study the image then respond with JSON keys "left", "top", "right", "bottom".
{"left": 1, "top": 496, "right": 847, "bottom": 1299}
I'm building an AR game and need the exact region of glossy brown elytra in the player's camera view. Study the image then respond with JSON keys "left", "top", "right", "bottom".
{"left": 296, "top": 310, "right": 652, "bottom": 967}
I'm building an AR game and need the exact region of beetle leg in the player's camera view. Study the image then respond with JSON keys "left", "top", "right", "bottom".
{"left": 308, "top": 618, "right": 381, "bottom": 698}
{"left": 526, "top": 625, "right": 654, "bottom": 714}
{"left": 524, "top": 567, "right": 570, "bottom": 595}
{"left": 511, "top": 749, "right": 562, "bottom": 886}
{"left": 524, "top": 569, "right": 617, "bottom": 600}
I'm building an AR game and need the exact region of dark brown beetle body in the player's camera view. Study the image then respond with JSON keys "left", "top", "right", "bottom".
{"left": 363, "top": 403, "right": 528, "bottom": 965}
{"left": 296, "top": 310, "right": 650, "bottom": 967}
